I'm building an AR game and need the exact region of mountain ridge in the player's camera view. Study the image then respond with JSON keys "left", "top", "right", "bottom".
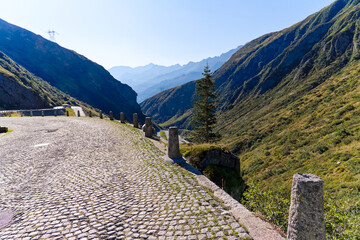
{"left": 109, "top": 45, "right": 241, "bottom": 102}
{"left": 0, "top": 18, "right": 144, "bottom": 121}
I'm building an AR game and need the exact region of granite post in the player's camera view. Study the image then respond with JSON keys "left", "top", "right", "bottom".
{"left": 168, "top": 127, "right": 182, "bottom": 159}
{"left": 109, "top": 111, "right": 114, "bottom": 120}
{"left": 42, "top": 111, "right": 44, "bottom": 117}
{"left": 77, "top": 110, "right": 80, "bottom": 117}
{"left": 287, "top": 173, "right": 325, "bottom": 240}
{"left": 67, "top": 110, "right": 69, "bottom": 117}
{"left": 145, "top": 117, "right": 153, "bottom": 138}
{"left": 100, "top": 110, "right": 103, "bottom": 119}
{"left": 120, "top": 112, "right": 125, "bottom": 123}
{"left": 30, "top": 111, "right": 33, "bottom": 117}
{"left": 89, "top": 111, "right": 92, "bottom": 117}
{"left": 133, "top": 113, "right": 138, "bottom": 128}
{"left": 54, "top": 110, "right": 57, "bottom": 117}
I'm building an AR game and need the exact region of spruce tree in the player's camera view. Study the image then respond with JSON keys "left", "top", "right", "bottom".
{"left": 191, "top": 64, "right": 218, "bottom": 143}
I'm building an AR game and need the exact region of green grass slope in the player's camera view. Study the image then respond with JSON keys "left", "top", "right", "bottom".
{"left": 141, "top": 0, "right": 360, "bottom": 237}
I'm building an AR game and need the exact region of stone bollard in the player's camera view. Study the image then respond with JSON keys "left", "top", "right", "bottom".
{"left": 0, "top": 126, "right": 8, "bottom": 133}
{"left": 42, "top": 111, "right": 44, "bottom": 117}
{"left": 89, "top": 111, "right": 92, "bottom": 117}
{"left": 133, "top": 113, "right": 138, "bottom": 128}
{"left": 100, "top": 110, "right": 103, "bottom": 119}
{"left": 30, "top": 111, "right": 33, "bottom": 117}
{"left": 168, "top": 127, "right": 182, "bottom": 159}
{"left": 287, "top": 173, "right": 325, "bottom": 240}
{"left": 67, "top": 110, "right": 69, "bottom": 117}
{"left": 77, "top": 110, "right": 80, "bottom": 117}
{"left": 109, "top": 111, "right": 114, "bottom": 120}
{"left": 145, "top": 117, "right": 153, "bottom": 138}
{"left": 120, "top": 112, "right": 125, "bottom": 123}
{"left": 54, "top": 110, "right": 57, "bottom": 117}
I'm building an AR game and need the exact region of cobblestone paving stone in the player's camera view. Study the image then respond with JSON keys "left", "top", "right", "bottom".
{"left": 0, "top": 117, "right": 250, "bottom": 239}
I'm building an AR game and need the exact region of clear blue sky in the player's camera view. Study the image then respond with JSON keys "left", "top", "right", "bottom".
{"left": 0, "top": 0, "right": 335, "bottom": 69}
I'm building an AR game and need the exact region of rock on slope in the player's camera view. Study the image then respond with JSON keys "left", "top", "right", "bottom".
{"left": 0, "top": 18, "right": 143, "bottom": 121}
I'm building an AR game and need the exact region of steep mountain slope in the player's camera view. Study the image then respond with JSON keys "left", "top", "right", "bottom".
{"left": 0, "top": 19, "right": 143, "bottom": 121}
{"left": 0, "top": 51, "right": 94, "bottom": 111}
{"left": 142, "top": 0, "right": 360, "bottom": 236}
{"left": 142, "top": 0, "right": 360, "bottom": 129}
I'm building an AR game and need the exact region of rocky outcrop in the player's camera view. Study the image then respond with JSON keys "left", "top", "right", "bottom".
{"left": 185, "top": 145, "right": 240, "bottom": 174}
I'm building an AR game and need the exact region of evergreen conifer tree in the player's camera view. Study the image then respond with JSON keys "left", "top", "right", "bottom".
{"left": 191, "top": 64, "right": 218, "bottom": 143}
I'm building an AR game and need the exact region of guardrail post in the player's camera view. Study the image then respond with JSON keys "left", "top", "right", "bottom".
{"left": 145, "top": 117, "right": 153, "bottom": 138}
{"left": 133, "top": 113, "right": 138, "bottom": 128}
{"left": 287, "top": 173, "right": 325, "bottom": 240}
{"left": 168, "top": 127, "right": 182, "bottom": 159}
{"left": 120, "top": 112, "right": 125, "bottom": 123}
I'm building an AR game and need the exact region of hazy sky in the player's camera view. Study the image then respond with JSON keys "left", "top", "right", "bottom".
{"left": 0, "top": 0, "right": 335, "bottom": 68}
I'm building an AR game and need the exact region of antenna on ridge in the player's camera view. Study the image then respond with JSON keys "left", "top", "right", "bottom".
{"left": 47, "top": 29, "right": 57, "bottom": 42}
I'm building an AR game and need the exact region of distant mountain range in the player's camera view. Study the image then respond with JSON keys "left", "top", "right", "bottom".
{"left": 0, "top": 18, "right": 144, "bottom": 121}
{"left": 108, "top": 45, "right": 241, "bottom": 102}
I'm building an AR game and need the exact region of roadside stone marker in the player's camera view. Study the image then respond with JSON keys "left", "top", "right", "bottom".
{"left": 109, "top": 111, "right": 114, "bottom": 120}
{"left": 133, "top": 113, "right": 138, "bottom": 128}
{"left": 67, "top": 110, "right": 69, "bottom": 117}
{"left": 287, "top": 173, "right": 325, "bottom": 240}
{"left": 145, "top": 117, "right": 153, "bottom": 138}
{"left": 100, "top": 110, "right": 103, "bottom": 119}
{"left": 54, "top": 110, "right": 57, "bottom": 117}
{"left": 77, "top": 110, "right": 80, "bottom": 117}
{"left": 120, "top": 112, "right": 125, "bottom": 123}
{"left": 30, "top": 111, "right": 33, "bottom": 117}
{"left": 168, "top": 127, "right": 182, "bottom": 159}
{"left": 89, "top": 111, "right": 92, "bottom": 117}
{"left": 0, "top": 126, "right": 8, "bottom": 133}
{"left": 42, "top": 111, "right": 44, "bottom": 117}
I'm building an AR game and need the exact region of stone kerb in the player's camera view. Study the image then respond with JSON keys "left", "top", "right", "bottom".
{"left": 168, "top": 127, "right": 182, "bottom": 159}
{"left": 120, "top": 112, "right": 125, "bottom": 123}
{"left": 287, "top": 173, "right": 325, "bottom": 240}
{"left": 133, "top": 113, "right": 138, "bottom": 128}
{"left": 144, "top": 117, "right": 153, "bottom": 138}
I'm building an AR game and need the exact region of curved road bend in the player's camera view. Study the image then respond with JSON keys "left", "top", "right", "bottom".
{"left": 0, "top": 117, "right": 249, "bottom": 239}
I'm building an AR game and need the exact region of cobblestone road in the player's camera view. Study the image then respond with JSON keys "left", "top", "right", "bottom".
{"left": 0, "top": 117, "right": 249, "bottom": 239}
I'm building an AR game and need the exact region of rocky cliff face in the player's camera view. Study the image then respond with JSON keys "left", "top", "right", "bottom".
{"left": 0, "top": 18, "right": 144, "bottom": 121}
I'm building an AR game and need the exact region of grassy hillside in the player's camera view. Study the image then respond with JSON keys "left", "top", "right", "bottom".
{"left": 142, "top": 0, "right": 360, "bottom": 237}
{"left": 0, "top": 51, "right": 96, "bottom": 113}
